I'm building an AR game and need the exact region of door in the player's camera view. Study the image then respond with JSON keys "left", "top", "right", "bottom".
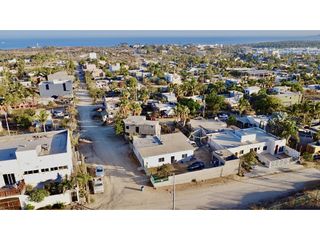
{"left": 171, "top": 156, "right": 175, "bottom": 164}
{"left": 274, "top": 145, "right": 279, "bottom": 154}
{"left": 3, "top": 173, "right": 16, "bottom": 186}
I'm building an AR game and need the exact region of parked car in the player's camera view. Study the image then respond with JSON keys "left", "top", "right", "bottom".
{"left": 95, "top": 165, "right": 104, "bottom": 177}
{"left": 91, "top": 177, "right": 104, "bottom": 194}
{"left": 52, "top": 110, "right": 64, "bottom": 118}
{"left": 187, "top": 161, "right": 205, "bottom": 171}
{"left": 218, "top": 113, "right": 229, "bottom": 120}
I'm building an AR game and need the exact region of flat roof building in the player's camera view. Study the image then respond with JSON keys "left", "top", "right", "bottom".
{"left": 132, "top": 132, "right": 194, "bottom": 168}
{"left": 208, "top": 127, "right": 300, "bottom": 168}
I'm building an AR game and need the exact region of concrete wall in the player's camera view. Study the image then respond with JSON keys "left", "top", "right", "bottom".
{"left": 151, "top": 159, "right": 240, "bottom": 188}
{"left": 125, "top": 123, "right": 161, "bottom": 137}
{"left": 258, "top": 154, "right": 292, "bottom": 168}
{"left": 39, "top": 80, "right": 72, "bottom": 98}
{"left": 284, "top": 146, "right": 300, "bottom": 159}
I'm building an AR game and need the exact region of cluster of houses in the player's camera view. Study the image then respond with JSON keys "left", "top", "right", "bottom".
{"left": 123, "top": 114, "right": 300, "bottom": 179}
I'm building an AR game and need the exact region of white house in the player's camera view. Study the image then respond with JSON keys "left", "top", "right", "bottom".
{"left": 132, "top": 132, "right": 194, "bottom": 168}
{"left": 208, "top": 127, "right": 300, "bottom": 168}
{"left": 39, "top": 71, "right": 74, "bottom": 98}
{"left": 109, "top": 63, "right": 121, "bottom": 72}
{"left": 161, "top": 92, "right": 177, "bottom": 103}
{"left": 224, "top": 91, "right": 244, "bottom": 108}
{"left": 244, "top": 86, "right": 261, "bottom": 95}
{"left": 89, "top": 52, "right": 97, "bottom": 60}
{"left": 165, "top": 73, "right": 182, "bottom": 85}
{"left": 0, "top": 130, "right": 74, "bottom": 209}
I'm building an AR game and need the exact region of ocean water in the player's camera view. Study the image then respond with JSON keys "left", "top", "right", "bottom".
{"left": 0, "top": 35, "right": 312, "bottom": 50}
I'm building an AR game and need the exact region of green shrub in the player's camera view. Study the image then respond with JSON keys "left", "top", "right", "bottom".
{"left": 25, "top": 204, "right": 35, "bottom": 210}
{"left": 29, "top": 189, "right": 50, "bottom": 203}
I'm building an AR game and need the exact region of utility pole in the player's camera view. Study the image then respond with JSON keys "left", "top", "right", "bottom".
{"left": 172, "top": 173, "right": 176, "bottom": 210}
{"left": 4, "top": 112, "right": 10, "bottom": 136}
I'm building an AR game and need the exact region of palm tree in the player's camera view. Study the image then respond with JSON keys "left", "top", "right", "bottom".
{"left": 118, "top": 98, "right": 130, "bottom": 117}
{"left": 139, "top": 88, "right": 149, "bottom": 104}
{"left": 37, "top": 110, "right": 49, "bottom": 132}
{"left": 175, "top": 104, "right": 190, "bottom": 126}
{"left": 130, "top": 102, "right": 142, "bottom": 116}
{"left": 238, "top": 98, "right": 251, "bottom": 116}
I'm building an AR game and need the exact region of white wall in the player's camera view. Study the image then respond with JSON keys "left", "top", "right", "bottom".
{"left": 209, "top": 138, "right": 286, "bottom": 157}
{"left": 151, "top": 159, "right": 240, "bottom": 188}
{"left": 19, "top": 190, "right": 72, "bottom": 209}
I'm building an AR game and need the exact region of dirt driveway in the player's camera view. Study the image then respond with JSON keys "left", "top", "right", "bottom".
{"left": 76, "top": 80, "right": 149, "bottom": 208}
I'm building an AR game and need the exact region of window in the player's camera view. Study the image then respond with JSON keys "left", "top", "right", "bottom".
{"left": 240, "top": 150, "right": 244, "bottom": 155}
{"left": 3, "top": 173, "right": 16, "bottom": 185}
{"left": 136, "top": 127, "right": 139, "bottom": 133}
{"left": 63, "top": 83, "right": 67, "bottom": 91}
{"left": 24, "top": 170, "right": 39, "bottom": 175}
{"left": 182, "top": 154, "right": 187, "bottom": 159}
{"left": 126, "top": 126, "right": 129, "bottom": 129}
{"left": 50, "top": 167, "right": 58, "bottom": 171}
{"left": 41, "top": 168, "right": 49, "bottom": 173}
{"left": 263, "top": 146, "right": 267, "bottom": 151}
{"left": 45, "top": 84, "right": 49, "bottom": 90}
{"left": 59, "top": 166, "right": 68, "bottom": 170}
{"left": 158, "top": 157, "right": 165, "bottom": 163}
{"left": 279, "top": 146, "right": 284, "bottom": 153}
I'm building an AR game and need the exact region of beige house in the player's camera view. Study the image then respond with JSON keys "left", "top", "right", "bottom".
{"left": 270, "top": 86, "right": 302, "bottom": 107}
{"left": 123, "top": 116, "right": 161, "bottom": 137}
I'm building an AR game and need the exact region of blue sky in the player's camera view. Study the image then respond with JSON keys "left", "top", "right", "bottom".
{"left": 0, "top": 30, "right": 319, "bottom": 39}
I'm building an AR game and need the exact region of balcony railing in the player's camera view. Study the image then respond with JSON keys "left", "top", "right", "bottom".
{"left": 0, "top": 180, "right": 25, "bottom": 198}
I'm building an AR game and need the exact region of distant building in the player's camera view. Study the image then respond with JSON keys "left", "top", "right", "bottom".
{"left": 109, "top": 63, "right": 121, "bottom": 72}
{"left": 89, "top": 52, "right": 97, "bottom": 60}
{"left": 270, "top": 86, "right": 302, "bottom": 107}
{"left": 236, "top": 115, "right": 270, "bottom": 130}
{"left": 123, "top": 116, "right": 161, "bottom": 137}
{"left": 161, "top": 92, "right": 177, "bottom": 103}
{"left": 244, "top": 86, "right": 261, "bottom": 95}
{"left": 164, "top": 73, "right": 182, "bottom": 85}
{"left": 132, "top": 132, "right": 194, "bottom": 168}
{"left": 224, "top": 91, "right": 244, "bottom": 108}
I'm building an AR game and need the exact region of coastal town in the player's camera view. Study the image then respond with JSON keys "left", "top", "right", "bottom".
{"left": 1, "top": 42, "right": 320, "bottom": 210}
